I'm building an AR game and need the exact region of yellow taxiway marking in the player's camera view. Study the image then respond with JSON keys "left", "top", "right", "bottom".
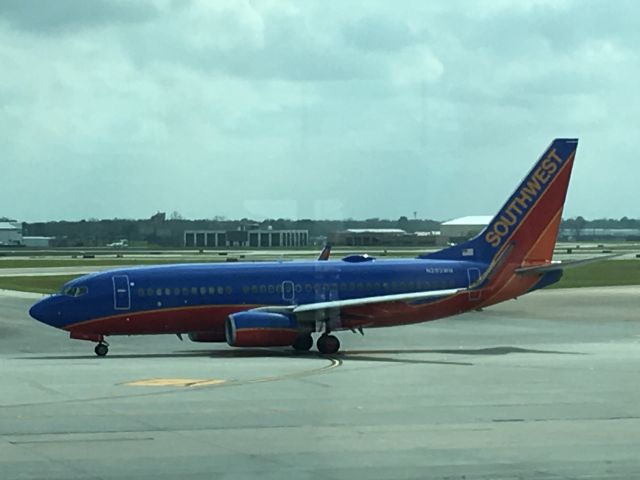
{"left": 125, "top": 378, "right": 226, "bottom": 387}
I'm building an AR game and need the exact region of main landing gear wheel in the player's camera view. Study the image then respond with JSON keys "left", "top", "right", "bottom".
{"left": 292, "top": 334, "right": 313, "bottom": 352}
{"left": 94, "top": 343, "right": 109, "bottom": 357}
{"left": 317, "top": 335, "right": 340, "bottom": 355}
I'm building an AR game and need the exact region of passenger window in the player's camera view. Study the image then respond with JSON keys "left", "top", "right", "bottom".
{"left": 251, "top": 285, "right": 258, "bottom": 294}
{"left": 268, "top": 285, "right": 275, "bottom": 294}
{"left": 242, "top": 286, "right": 250, "bottom": 294}
{"left": 260, "top": 285, "right": 267, "bottom": 293}
{"left": 137, "top": 288, "right": 145, "bottom": 297}
{"left": 147, "top": 288, "right": 154, "bottom": 296}
{"left": 199, "top": 287, "right": 206, "bottom": 295}
{"left": 305, "top": 284, "right": 312, "bottom": 292}
{"left": 156, "top": 288, "right": 163, "bottom": 297}
{"left": 217, "top": 286, "right": 224, "bottom": 295}
{"left": 182, "top": 287, "right": 189, "bottom": 296}
{"left": 295, "top": 284, "right": 302, "bottom": 293}
{"left": 225, "top": 286, "right": 232, "bottom": 295}
{"left": 191, "top": 287, "right": 198, "bottom": 295}
{"left": 164, "top": 288, "right": 171, "bottom": 296}
{"left": 174, "top": 287, "right": 181, "bottom": 296}
{"left": 209, "top": 287, "right": 216, "bottom": 295}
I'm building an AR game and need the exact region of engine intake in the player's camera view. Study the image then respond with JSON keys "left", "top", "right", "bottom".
{"left": 226, "top": 311, "right": 299, "bottom": 347}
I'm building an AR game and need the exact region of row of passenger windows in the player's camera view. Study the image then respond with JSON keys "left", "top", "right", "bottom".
{"left": 137, "top": 286, "right": 232, "bottom": 298}
{"left": 136, "top": 280, "right": 457, "bottom": 298}
{"left": 269, "top": 280, "right": 458, "bottom": 293}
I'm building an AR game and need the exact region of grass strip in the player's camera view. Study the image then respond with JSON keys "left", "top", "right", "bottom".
{"left": 0, "top": 275, "right": 81, "bottom": 294}
{"left": 549, "top": 259, "right": 640, "bottom": 289}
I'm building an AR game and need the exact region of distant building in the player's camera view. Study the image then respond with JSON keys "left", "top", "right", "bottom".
{"left": 439, "top": 216, "right": 492, "bottom": 244}
{"left": 0, "top": 222, "right": 22, "bottom": 246}
{"left": 184, "top": 228, "right": 309, "bottom": 248}
{"left": 559, "top": 228, "right": 640, "bottom": 241}
{"left": 328, "top": 229, "right": 439, "bottom": 247}
{"left": 22, "top": 236, "right": 54, "bottom": 248}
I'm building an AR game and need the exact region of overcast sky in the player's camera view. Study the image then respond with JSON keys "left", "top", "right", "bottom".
{"left": 1, "top": 0, "right": 638, "bottom": 222}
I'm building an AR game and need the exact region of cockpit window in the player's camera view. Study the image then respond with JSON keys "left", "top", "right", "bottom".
{"left": 63, "top": 286, "right": 88, "bottom": 297}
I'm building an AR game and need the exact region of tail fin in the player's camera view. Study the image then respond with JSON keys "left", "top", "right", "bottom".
{"left": 422, "top": 138, "right": 578, "bottom": 267}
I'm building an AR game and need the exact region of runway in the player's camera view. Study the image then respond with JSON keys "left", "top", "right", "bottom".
{"left": 1, "top": 287, "right": 640, "bottom": 479}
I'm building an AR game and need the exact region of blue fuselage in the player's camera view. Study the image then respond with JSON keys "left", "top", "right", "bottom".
{"left": 31, "top": 258, "right": 487, "bottom": 331}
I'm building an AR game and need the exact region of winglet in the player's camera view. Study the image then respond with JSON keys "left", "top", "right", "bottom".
{"left": 318, "top": 244, "right": 331, "bottom": 261}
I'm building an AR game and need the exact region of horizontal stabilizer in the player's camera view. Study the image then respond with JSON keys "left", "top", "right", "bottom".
{"left": 515, "top": 254, "right": 622, "bottom": 275}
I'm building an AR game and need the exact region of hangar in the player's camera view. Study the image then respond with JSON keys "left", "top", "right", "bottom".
{"left": 184, "top": 228, "right": 309, "bottom": 248}
{"left": 328, "top": 229, "right": 439, "bottom": 247}
{"left": 0, "top": 222, "right": 22, "bottom": 246}
{"left": 439, "top": 216, "right": 492, "bottom": 244}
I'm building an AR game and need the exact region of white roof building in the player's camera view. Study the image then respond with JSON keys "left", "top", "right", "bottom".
{"left": 441, "top": 216, "right": 493, "bottom": 226}
{"left": 0, "top": 222, "right": 20, "bottom": 230}
{"left": 440, "top": 216, "right": 492, "bottom": 242}
{"left": 0, "top": 222, "right": 23, "bottom": 246}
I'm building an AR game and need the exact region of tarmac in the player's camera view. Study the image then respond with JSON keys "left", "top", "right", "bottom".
{"left": 1, "top": 286, "right": 640, "bottom": 479}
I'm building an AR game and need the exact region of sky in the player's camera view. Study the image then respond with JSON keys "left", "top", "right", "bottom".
{"left": 1, "top": 0, "right": 639, "bottom": 222}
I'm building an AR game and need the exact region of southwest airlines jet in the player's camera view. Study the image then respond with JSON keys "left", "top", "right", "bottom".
{"left": 31, "top": 139, "right": 581, "bottom": 357}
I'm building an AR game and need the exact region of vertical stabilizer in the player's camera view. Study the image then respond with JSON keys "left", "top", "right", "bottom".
{"left": 422, "top": 138, "right": 578, "bottom": 268}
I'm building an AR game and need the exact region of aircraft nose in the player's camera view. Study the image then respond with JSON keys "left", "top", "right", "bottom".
{"left": 29, "top": 297, "right": 55, "bottom": 325}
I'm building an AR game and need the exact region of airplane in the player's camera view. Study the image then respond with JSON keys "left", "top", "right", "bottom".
{"left": 30, "top": 138, "right": 583, "bottom": 357}
{"left": 107, "top": 239, "right": 129, "bottom": 248}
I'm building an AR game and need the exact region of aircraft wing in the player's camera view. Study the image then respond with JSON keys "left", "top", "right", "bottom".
{"left": 515, "top": 253, "right": 622, "bottom": 275}
{"left": 252, "top": 288, "right": 464, "bottom": 316}
{"left": 292, "top": 288, "right": 462, "bottom": 313}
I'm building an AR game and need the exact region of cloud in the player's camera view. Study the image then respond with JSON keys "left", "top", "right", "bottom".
{"left": 343, "top": 16, "right": 416, "bottom": 52}
{"left": 1, "top": 0, "right": 640, "bottom": 221}
{"left": 0, "top": 0, "right": 158, "bottom": 34}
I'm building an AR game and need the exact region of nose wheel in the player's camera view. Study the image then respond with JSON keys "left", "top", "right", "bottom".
{"left": 317, "top": 334, "right": 340, "bottom": 354}
{"left": 94, "top": 342, "right": 109, "bottom": 357}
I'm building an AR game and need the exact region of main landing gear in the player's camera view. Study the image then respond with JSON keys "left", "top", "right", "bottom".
{"left": 291, "top": 333, "right": 341, "bottom": 354}
{"left": 317, "top": 334, "right": 340, "bottom": 355}
{"left": 292, "top": 334, "right": 313, "bottom": 352}
{"left": 94, "top": 341, "right": 109, "bottom": 357}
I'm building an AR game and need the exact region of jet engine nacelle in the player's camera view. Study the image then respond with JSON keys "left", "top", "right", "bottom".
{"left": 187, "top": 331, "right": 226, "bottom": 342}
{"left": 226, "top": 311, "right": 299, "bottom": 347}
